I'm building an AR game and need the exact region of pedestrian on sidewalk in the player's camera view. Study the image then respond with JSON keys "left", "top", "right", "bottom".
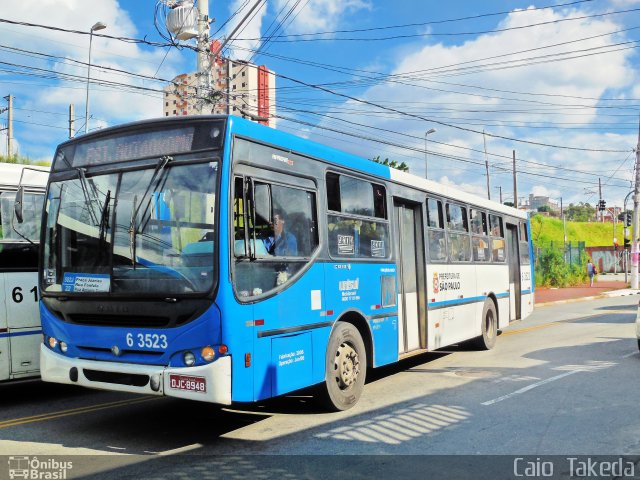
{"left": 587, "top": 259, "right": 597, "bottom": 287}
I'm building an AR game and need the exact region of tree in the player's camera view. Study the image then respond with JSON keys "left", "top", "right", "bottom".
{"left": 371, "top": 155, "right": 409, "bottom": 172}
{"left": 565, "top": 202, "right": 595, "bottom": 222}
{"left": 503, "top": 201, "right": 514, "bottom": 207}
{"left": 537, "top": 205, "right": 551, "bottom": 213}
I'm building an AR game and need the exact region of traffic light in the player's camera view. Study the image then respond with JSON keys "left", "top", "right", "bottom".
{"left": 625, "top": 237, "right": 631, "bottom": 250}
{"left": 626, "top": 212, "right": 632, "bottom": 227}
{"left": 598, "top": 199, "right": 606, "bottom": 211}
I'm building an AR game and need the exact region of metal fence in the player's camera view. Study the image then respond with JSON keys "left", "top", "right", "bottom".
{"left": 533, "top": 241, "right": 586, "bottom": 268}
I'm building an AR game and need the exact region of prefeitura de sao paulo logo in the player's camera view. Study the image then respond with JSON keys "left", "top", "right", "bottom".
{"left": 433, "top": 272, "right": 439, "bottom": 294}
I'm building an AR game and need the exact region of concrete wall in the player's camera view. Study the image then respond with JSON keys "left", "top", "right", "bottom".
{"left": 586, "top": 246, "right": 625, "bottom": 274}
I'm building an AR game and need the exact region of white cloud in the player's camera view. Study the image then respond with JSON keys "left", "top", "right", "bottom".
{"left": 274, "top": 0, "right": 372, "bottom": 34}
{"left": 223, "top": 0, "right": 269, "bottom": 60}
{"left": 306, "top": 4, "right": 638, "bottom": 205}
{"left": 0, "top": 0, "right": 189, "bottom": 159}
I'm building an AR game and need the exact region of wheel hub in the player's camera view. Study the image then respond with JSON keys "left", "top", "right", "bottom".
{"left": 334, "top": 341, "right": 360, "bottom": 389}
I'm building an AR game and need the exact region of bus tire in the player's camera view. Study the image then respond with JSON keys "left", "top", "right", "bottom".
{"left": 472, "top": 299, "right": 497, "bottom": 350}
{"left": 318, "top": 321, "right": 367, "bottom": 411}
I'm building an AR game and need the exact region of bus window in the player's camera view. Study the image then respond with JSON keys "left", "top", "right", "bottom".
{"left": 470, "top": 209, "right": 487, "bottom": 235}
{"left": 489, "top": 214, "right": 505, "bottom": 262}
{"left": 233, "top": 178, "right": 318, "bottom": 297}
{"left": 326, "top": 173, "right": 389, "bottom": 259}
{"left": 489, "top": 214, "right": 503, "bottom": 237}
{"left": 0, "top": 191, "right": 44, "bottom": 243}
{"left": 446, "top": 203, "right": 471, "bottom": 262}
{"left": 520, "top": 221, "right": 530, "bottom": 264}
{"left": 426, "top": 198, "right": 446, "bottom": 261}
{"left": 470, "top": 209, "right": 489, "bottom": 262}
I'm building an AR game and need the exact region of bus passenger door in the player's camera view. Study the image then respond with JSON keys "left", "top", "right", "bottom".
{"left": 506, "top": 223, "right": 521, "bottom": 321}
{"left": 394, "top": 201, "right": 426, "bottom": 354}
{"left": 5, "top": 271, "right": 40, "bottom": 375}
{"left": 0, "top": 273, "right": 10, "bottom": 380}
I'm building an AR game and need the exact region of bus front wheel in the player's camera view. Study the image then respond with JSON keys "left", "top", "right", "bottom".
{"left": 318, "top": 321, "right": 367, "bottom": 411}
{"left": 472, "top": 299, "right": 497, "bottom": 350}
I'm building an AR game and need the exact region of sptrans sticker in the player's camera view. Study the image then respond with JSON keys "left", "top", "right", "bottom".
{"left": 371, "top": 240, "right": 385, "bottom": 257}
{"left": 62, "top": 273, "right": 110, "bottom": 292}
{"left": 338, "top": 235, "right": 355, "bottom": 255}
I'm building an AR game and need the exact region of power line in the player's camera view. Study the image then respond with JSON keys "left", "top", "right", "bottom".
{"left": 236, "top": 7, "right": 640, "bottom": 42}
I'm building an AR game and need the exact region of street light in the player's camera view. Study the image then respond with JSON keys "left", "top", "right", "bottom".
{"left": 424, "top": 128, "right": 436, "bottom": 179}
{"left": 84, "top": 21, "right": 107, "bottom": 134}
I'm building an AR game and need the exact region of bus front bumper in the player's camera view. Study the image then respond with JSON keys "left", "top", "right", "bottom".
{"left": 40, "top": 345, "right": 231, "bottom": 405}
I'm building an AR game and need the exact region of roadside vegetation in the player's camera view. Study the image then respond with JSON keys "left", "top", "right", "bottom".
{"left": 531, "top": 213, "right": 614, "bottom": 288}
{"left": 0, "top": 153, "right": 50, "bottom": 166}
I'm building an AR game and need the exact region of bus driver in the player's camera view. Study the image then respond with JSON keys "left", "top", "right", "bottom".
{"left": 263, "top": 209, "right": 298, "bottom": 257}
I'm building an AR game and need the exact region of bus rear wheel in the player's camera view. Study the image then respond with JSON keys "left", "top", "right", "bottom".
{"left": 472, "top": 299, "right": 497, "bottom": 350}
{"left": 318, "top": 321, "right": 367, "bottom": 411}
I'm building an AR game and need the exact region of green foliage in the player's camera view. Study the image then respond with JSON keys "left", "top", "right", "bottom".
{"left": 565, "top": 202, "right": 595, "bottom": 222}
{"left": 0, "top": 153, "right": 50, "bottom": 166}
{"left": 371, "top": 155, "right": 409, "bottom": 172}
{"left": 537, "top": 205, "right": 551, "bottom": 213}
{"left": 535, "top": 247, "right": 588, "bottom": 287}
{"left": 503, "top": 201, "right": 514, "bottom": 207}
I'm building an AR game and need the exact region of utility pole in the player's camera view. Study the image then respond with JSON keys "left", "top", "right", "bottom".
{"left": 512, "top": 150, "right": 518, "bottom": 208}
{"left": 632, "top": 116, "right": 640, "bottom": 290}
{"left": 613, "top": 206, "right": 618, "bottom": 274}
{"left": 196, "top": 0, "right": 211, "bottom": 114}
{"left": 483, "top": 130, "right": 490, "bottom": 200}
{"left": 495, "top": 186, "right": 503, "bottom": 203}
{"left": 68, "top": 104, "right": 75, "bottom": 139}
{"left": 598, "top": 177, "right": 603, "bottom": 223}
{"left": 4, "top": 95, "right": 13, "bottom": 157}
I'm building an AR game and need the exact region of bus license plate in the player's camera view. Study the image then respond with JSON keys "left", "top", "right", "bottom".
{"left": 169, "top": 374, "right": 206, "bottom": 393}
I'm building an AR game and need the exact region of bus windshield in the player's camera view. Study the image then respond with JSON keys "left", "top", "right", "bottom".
{"left": 42, "top": 161, "right": 218, "bottom": 296}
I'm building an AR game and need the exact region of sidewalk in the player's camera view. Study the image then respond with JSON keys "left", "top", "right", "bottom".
{"left": 535, "top": 273, "right": 637, "bottom": 305}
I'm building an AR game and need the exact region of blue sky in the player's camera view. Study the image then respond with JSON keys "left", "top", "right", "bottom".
{"left": 1, "top": 0, "right": 640, "bottom": 208}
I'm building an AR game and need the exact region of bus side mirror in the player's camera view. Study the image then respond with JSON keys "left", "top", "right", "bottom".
{"left": 14, "top": 186, "right": 24, "bottom": 224}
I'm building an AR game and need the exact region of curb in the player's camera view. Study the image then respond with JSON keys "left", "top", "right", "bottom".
{"left": 536, "top": 295, "right": 608, "bottom": 307}
{"left": 536, "top": 289, "right": 640, "bottom": 307}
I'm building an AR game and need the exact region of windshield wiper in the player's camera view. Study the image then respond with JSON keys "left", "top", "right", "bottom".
{"left": 76, "top": 167, "right": 100, "bottom": 226}
{"left": 98, "top": 189, "right": 111, "bottom": 245}
{"left": 128, "top": 155, "right": 172, "bottom": 268}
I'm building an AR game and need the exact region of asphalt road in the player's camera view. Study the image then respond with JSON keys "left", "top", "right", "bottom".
{"left": 1, "top": 294, "right": 640, "bottom": 479}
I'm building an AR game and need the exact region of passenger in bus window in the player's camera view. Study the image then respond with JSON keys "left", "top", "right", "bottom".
{"left": 264, "top": 209, "right": 298, "bottom": 256}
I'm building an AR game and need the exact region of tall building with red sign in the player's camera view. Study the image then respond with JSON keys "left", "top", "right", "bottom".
{"left": 163, "top": 41, "right": 276, "bottom": 127}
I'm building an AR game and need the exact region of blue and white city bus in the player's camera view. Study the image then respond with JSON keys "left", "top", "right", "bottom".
{"left": 39, "top": 116, "right": 533, "bottom": 410}
{"left": 0, "top": 163, "right": 48, "bottom": 381}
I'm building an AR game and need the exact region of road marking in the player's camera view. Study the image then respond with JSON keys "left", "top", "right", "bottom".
{"left": 482, "top": 371, "right": 580, "bottom": 405}
{"left": 0, "top": 396, "right": 160, "bottom": 429}
{"left": 500, "top": 322, "right": 562, "bottom": 337}
{"left": 482, "top": 361, "right": 616, "bottom": 406}
{"left": 622, "top": 351, "right": 638, "bottom": 358}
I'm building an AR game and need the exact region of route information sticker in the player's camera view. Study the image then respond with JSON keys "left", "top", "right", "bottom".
{"left": 62, "top": 273, "right": 110, "bottom": 292}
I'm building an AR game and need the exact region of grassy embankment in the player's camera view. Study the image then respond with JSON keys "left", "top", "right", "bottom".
{"left": 530, "top": 215, "right": 621, "bottom": 287}
{"left": 530, "top": 215, "right": 620, "bottom": 248}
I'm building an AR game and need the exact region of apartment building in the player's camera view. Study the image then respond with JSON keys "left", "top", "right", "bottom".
{"left": 163, "top": 41, "right": 276, "bottom": 127}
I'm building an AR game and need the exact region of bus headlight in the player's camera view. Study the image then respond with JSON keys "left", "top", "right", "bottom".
{"left": 48, "top": 337, "right": 58, "bottom": 349}
{"left": 60, "top": 341, "right": 68, "bottom": 353}
{"left": 201, "top": 346, "right": 215, "bottom": 362}
{"left": 183, "top": 351, "right": 196, "bottom": 367}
